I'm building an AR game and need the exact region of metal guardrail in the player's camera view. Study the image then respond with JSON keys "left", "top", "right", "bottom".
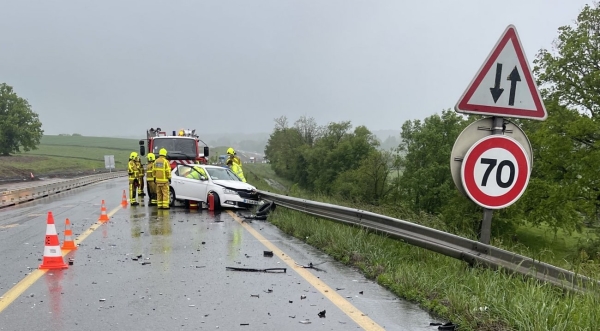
{"left": 0, "top": 171, "right": 127, "bottom": 208}
{"left": 258, "top": 190, "right": 600, "bottom": 293}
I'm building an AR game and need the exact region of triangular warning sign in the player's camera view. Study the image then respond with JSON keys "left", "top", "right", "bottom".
{"left": 455, "top": 25, "right": 547, "bottom": 120}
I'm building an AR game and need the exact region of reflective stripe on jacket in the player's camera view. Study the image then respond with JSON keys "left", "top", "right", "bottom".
{"left": 152, "top": 156, "right": 171, "bottom": 183}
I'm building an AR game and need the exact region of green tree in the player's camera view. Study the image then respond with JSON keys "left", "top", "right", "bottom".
{"left": 531, "top": 2, "right": 600, "bottom": 232}
{"left": 333, "top": 149, "right": 394, "bottom": 204}
{"left": 396, "top": 110, "right": 474, "bottom": 215}
{"left": 0, "top": 83, "right": 44, "bottom": 155}
{"left": 264, "top": 116, "right": 306, "bottom": 179}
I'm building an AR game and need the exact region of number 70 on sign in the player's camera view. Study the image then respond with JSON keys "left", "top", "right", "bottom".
{"left": 461, "top": 135, "right": 531, "bottom": 209}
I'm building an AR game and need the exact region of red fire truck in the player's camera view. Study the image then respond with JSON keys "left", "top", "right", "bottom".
{"left": 139, "top": 128, "right": 210, "bottom": 169}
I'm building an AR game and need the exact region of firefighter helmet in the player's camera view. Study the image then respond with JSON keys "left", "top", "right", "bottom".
{"left": 227, "top": 147, "right": 235, "bottom": 155}
{"left": 129, "top": 151, "right": 138, "bottom": 160}
{"left": 159, "top": 148, "right": 167, "bottom": 156}
{"left": 147, "top": 153, "right": 156, "bottom": 162}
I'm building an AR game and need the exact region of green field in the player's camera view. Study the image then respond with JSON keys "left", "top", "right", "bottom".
{"left": 0, "top": 135, "right": 227, "bottom": 179}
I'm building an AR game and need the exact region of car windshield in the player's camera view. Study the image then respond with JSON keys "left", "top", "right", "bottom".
{"left": 206, "top": 167, "right": 241, "bottom": 181}
{"left": 152, "top": 138, "right": 196, "bottom": 158}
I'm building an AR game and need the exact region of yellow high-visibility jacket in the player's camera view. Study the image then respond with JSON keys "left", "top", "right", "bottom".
{"left": 146, "top": 161, "right": 155, "bottom": 181}
{"left": 152, "top": 156, "right": 171, "bottom": 184}
{"left": 128, "top": 160, "right": 138, "bottom": 180}
{"left": 231, "top": 163, "right": 246, "bottom": 183}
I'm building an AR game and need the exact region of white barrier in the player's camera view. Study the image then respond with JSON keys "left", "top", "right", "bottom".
{"left": 0, "top": 171, "right": 126, "bottom": 208}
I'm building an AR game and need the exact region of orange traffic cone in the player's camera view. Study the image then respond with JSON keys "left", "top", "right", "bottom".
{"left": 121, "top": 190, "right": 128, "bottom": 207}
{"left": 39, "top": 212, "right": 68, "bottom": 270}
{"left": 61, "top": 218, "right": 77, "bottom": 250}
{"left": 99, "top": 200, "right": 109, "bottom": 222}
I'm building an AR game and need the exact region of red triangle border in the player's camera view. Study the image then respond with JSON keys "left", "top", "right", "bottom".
{"left": 455, "top": 25, "right": 547, "bottom": 120}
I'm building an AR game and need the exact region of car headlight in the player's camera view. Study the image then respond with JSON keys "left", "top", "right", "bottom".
{"left": 223, "top": 188, "right": 238, "bottom": 195}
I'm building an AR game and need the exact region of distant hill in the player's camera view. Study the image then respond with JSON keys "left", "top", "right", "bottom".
{"left": 109, "top": 129, "right": 402, "bottom": 155}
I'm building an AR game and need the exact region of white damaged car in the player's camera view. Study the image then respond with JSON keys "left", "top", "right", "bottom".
{"left": 169, "top": 164, "right": 260, "bottom": 209}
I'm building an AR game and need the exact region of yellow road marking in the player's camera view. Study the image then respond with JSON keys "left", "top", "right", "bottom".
{"left": 226, "top": 211, "right": 385, "bottom": 331}
{"left": 0, "top": 205, "right": 122, "bottom": 313}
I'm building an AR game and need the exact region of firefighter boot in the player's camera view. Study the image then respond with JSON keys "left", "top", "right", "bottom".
{"left": 149, "top": 193, "right": 157, "bottom": 206}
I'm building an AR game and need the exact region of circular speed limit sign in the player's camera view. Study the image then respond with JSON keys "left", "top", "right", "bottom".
{"left": 461, "top": 135, "right": 530, "bottom": 209}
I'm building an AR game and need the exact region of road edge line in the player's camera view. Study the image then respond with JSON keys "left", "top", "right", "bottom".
{"left": 226, "top": 210, "right": 385, "bottom": 331}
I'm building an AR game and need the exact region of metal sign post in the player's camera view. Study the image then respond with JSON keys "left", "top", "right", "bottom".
{"left": 480, "top": 117, "right": 504, "bottom": 244}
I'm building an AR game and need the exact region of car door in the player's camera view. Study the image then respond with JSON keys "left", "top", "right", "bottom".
{"left": 193, "top": 166, "right": 209, "bottom": 203}
{"left": 171, "top": 165, "right": 194, "bottom": 200}
{"left": 175, "top": 165, "right": 208, "bottom": 202}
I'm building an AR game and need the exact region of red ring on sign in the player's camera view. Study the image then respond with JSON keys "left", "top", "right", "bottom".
{"left": 462, "top": 135, "right": 530, "bottom": 209}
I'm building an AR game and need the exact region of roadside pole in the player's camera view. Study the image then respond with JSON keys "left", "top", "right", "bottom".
{"left": 479, "top": 116, "right": 504, "bottom": 244}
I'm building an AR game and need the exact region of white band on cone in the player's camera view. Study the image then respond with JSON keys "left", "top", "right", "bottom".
{"left": 46, "top": 224, "right": 58, "bottom": 236}
{"left": 44, "top": 245, "right": 62, "bottom": 257}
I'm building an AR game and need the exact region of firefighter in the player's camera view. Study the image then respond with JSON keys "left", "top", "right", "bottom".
{"left": 135, "top": 155, "right": 145, "bottom": 197}
{"left": 226, "top": 147, "right": 242, "bottom": 167}
{"left": 146, "top": 153, "right": 157, "bottom": 206}
{"left": 226, "top": 158, "right": 246, "bottom": 183}
{"left": 153, "top": 148, "right": 172, "bottom": 209}
{"left": 127, "top": 152, "right": 139, "bottom": 206}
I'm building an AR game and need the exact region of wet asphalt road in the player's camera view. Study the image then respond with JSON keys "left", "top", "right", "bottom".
{"left": 0, "top": 177, "right": 442, "bottom": 330}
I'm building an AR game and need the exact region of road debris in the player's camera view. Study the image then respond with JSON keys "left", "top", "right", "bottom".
{"left": 437, "top": 322, "right": 458, "bottom": 330}
{"left": 299, "top": 319, "right": 311, "bottom": 324}
{"left": 295, "top": 261, "right": 327, "bottom": 272}
{"left": 250, "top": 294, "right": 260, "bottom": 298}
{"left": 263, "top": 250, "right": 273, "bottom": 257}
{"left": 300, "top": 295, "right": 306, "bottom": 300}
{"left": 318, "top": 310, "right": 326, "bottom": 318}
{"left": 226, "top": 267, "right": 287, "bottom": 273}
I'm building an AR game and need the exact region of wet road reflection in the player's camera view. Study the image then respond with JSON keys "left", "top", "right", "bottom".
{"left": 0, "top": 178, "right": 443, "bottom": 330}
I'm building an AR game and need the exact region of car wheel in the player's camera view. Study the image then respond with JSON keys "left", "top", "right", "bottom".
{"left": 169, "top": 187, "right": 176, "bottom": 207}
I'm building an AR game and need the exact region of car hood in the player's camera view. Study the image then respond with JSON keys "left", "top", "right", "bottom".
{"left": 212, "top": 180, "right": 256, "bottom": 191}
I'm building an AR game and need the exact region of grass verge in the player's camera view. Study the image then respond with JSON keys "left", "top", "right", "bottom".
{"left": 245, "top": 163, "right": 600, "bottom": 330}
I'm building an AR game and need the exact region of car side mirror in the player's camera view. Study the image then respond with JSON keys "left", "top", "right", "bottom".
{"left": 138, "top": 140, "right": 146, "bottom": 156}
{"left": 200, "top": 176, "right": 207, "bottom": 181}
{"left": 203, "top": 146, "right": 209, "bottom": 157}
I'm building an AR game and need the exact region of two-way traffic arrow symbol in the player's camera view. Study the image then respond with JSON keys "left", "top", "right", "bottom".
{"left": 489, "top": 63, "right": 504, "bottom": 103}
{"left": 489, "top": 63, "right": 520, "bottom": 105}
{"left": 507, "top": 66, "right": 521, "bottom": 106}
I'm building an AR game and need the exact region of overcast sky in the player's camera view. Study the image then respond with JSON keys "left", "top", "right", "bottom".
{"left": 0, "top": 1, "right": 591, "bottom": 137}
